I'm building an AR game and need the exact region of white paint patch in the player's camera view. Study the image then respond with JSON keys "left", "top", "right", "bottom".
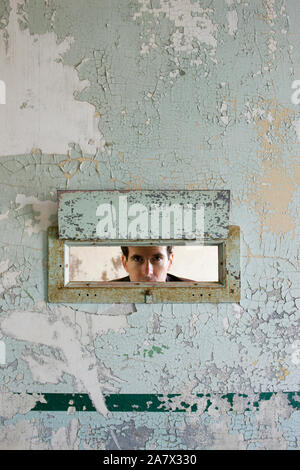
{"left": 0, "top": 3, "right": 105, "bottom": 156}
{"left": 244, "top": 103, "right": 266, "bottom": 123}
{"left": 220, "top": 101, "right": 229, "bottom": 125}
{"left": 141, "top": 43, "right": 150, "bottom": 54}
{"left": 227, "top": 9, "right": 238, "bottom": 36}
{"left": 223, "top": 317, "right": 229, "bottom": 332}
{"left": 51, "top": 418, "right": 81, "bottom": 449}
{"left": 0, "top": 341, "right": 6, "bottom": 364}
{"left": 268, "top": 36, "right": 277, "bottom": 57}
{"left": 0, "top": 417, "right": 80, "bottom": 449}
{"left": 0, "top": 259, "right": 10, "bottom": 274}
{"left": 15, "top": 194, "right": 57, "bottom": 236}
{"left": 291, "top": 80, "right": 300, "bottom": 105}
{"left": 134, "top": 0, "right": 217, "bottom": 56}
{"left": 2, "top": 270, "right": 19, "bottom": 290}
{"left": 0, "top": 388, "right": 46, "bottom": 419}
{"left": 67, "top": 406, "right": 76, "bottom": 415}
{"left": 0, "top": 419, "right": 49, "bottom": 449}
{"left": 262, "top": 0, "right": 277, "bottom": 26}
{"left": 0, "top": 305, "right": 132, "bottom": 417}
{"left": 0, "top": 80, "right": 5, "bottom": 104}
{"left": 0, "top": 261, "right": 20, "bottom": 295}
{"left": 232, "top": 303, "right": 242, "bottom": 319}
{"left": 220, "top": 115, "right": 229, "bottom": 125}
{"left": 221, "top": 102, "right": 228, "bottom": 113}
{"left": 141, "top": 33, "right": 157, "bottom": 54}
{"left": 190, "top": 58, "right": 203, "bottom": 66}
{"left": 170, "top": 70, "right": 179, "bottom": 78}
{"left": 0, "top": 210, "right": 9, "bottom": 221}
{"left": 21, "top": 352, "right": 67, "bottom": 385}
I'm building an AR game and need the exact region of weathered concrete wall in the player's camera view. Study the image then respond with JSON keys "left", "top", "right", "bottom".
{"left": 0, "top": 0, "right": 299, "bottom": 449}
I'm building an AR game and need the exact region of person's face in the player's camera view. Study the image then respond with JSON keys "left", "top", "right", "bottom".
{"left": 122, "top": 246, "right": 174, "bottom": 282}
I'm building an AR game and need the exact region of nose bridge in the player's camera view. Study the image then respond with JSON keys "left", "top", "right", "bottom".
{"left": 144, "top": 257, "right": 153, "bottom": 273}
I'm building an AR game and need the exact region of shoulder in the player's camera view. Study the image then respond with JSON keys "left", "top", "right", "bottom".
{"left": 110, "top": 275, "right": 130, "bottom": 282}
{"left": 166, "top": 273, "right": 194, "bottom": 282}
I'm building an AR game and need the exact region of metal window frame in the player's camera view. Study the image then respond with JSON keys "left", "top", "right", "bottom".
{"left": 48, "top": 225, "right": 240, "bottom": 304}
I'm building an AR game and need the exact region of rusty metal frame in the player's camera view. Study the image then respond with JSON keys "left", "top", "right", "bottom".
{"left": 48, "top": 226, "right": 240, "bottom": 304}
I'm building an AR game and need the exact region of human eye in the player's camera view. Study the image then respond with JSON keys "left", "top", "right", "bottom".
{"left": 132, "top": 255, "right": 143, "bottom": 263}
{"left": 152, "top": 254, "right": 163, "bottom": 263}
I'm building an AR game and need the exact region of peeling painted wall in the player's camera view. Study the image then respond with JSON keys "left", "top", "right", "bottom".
{"left": 0, "top": 0, "right": 299, "bottom": 450}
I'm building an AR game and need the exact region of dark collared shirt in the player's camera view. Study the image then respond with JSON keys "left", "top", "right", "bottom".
{"left": 110, "top": 273, "right": 194, "bottom": 282}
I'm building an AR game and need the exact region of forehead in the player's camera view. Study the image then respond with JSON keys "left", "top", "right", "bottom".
{"left": 127, "top": 246, "right": 168, "bottom": 257}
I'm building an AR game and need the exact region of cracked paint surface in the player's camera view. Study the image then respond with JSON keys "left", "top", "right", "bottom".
{"left": 0, "top": 0, "right": 299, "bottom": 449}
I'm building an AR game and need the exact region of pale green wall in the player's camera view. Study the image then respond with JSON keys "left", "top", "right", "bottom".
{"left": 0, "top": 0, "right": 299, "bottom": 449}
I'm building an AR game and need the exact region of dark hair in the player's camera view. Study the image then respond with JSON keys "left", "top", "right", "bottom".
{"left": 121, "top": 246, "right": 173, "bottom": 260}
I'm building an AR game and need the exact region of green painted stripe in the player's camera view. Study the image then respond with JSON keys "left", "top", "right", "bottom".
{"left": 27, "top": 392, "right": 300, "bottom": 412}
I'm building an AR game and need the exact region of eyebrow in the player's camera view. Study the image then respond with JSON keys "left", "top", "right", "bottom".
{"left": 130, "top": 252, "right": 164, "bottom": 259}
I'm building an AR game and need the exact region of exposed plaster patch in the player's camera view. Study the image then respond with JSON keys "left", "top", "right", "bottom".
{"left": 0, "top": 259, "right": 10, "bottom": 274}
{"left": 1, "top": 270, "right": 19, "bottom": 292}
{"left": 0, "top": 305, "right": 133, "bottom": 417}
{"left": 278, "top": 366, "right": 290, "bottom": 381}
{"left": 0, "top": 260, "right": 20, "bottom": 296}
{"left": 104, "top": 419, "right": 153, "bottom": 450}
{"left": 227, "top": 9, "right": 238, "bottom": 36}
{"left": 173, "top": 392, "right": 295, "bottom": 449}
{"left": 0, "top": 417, "right": 80, "bottom": 450}
{"left": 220, "top": 100, "right": 229, "bottom": 125}
{"left": 50, "top": 418, "right": 81, "bottom": 450}
{"left": 246, "top": 99, "right": 295, "bottom": 159}
{"left": 292, "top": 118, "right": 300, "bottom": 141}
{"left": 259, "top": 0, "right": 277, "bottom": 26}
{"left": 0, "top": 210, "right": 9, "bottom": 221}
{"left": 0, "top": 3, "right": 104, "bottom": 156}
{"left": 15, "top": 194, "right": 57, "bottom": 236}
{"left": 0, "top": 419, "right": 49, "bottom": 449}
{"left": 179, "top": 415, "right": 215, "bottom": 449}
{"left": 140, "top": 33, "right": 158, "bottom": 54}
{"left": 268, "top": 36, "right": 277, "bottom": 58}
{"left": 134, "top": 0, "right": 218, "bottom": 57}
{"left": 209, "top": 418, "right": 247, "bottom": 450}
{"left": 253, "top": 394, "right": 291, "bottom": 449}
{"left": 58, "top": 142, "right": 103, "bottom": 180}
{"left": 247, "top": 160, "right": 298, "bottom": 235}
{"left": 0, "top": 386, "right": 46, "bottom": 419}
{"left": 243, "top": 97, "right": 298, "bottom": 233}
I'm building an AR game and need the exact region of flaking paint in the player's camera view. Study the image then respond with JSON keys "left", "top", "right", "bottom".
{"left": 0, "top": 0, "right": 299, "bottom": 450}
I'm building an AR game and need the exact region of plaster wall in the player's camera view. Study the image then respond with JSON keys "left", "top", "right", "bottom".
{"left": 0, "top": 0, "right": 299, "bottom": 449}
